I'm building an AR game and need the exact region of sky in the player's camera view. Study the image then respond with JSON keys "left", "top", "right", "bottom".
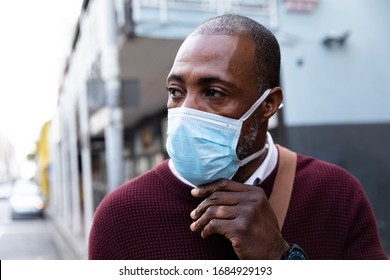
{"left": 0, "top": 0, "right": 83, "bottom": 177}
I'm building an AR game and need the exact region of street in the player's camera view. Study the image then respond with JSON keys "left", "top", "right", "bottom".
{"left": 0, "top": 199, "right": 60, "bottom": 259}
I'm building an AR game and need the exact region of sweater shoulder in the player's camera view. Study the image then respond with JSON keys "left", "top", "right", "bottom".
{"left": 285, "top": 154, "right": 387, "bottom": 259}
{"left": 295, "top": 153, "right": 362, "bottom": 192}
{"left": 88, "top": 161, "right": 171, "bottom": 259}
{"left": 291, "top": 154, "right": 368, "bottom": 228}
{"left": 96, "top": 160, "right": 170, "bottom": 213}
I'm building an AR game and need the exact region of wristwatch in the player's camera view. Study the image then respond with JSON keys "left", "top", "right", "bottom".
{"left": 281, "top": 243, "right": 308, "bottom": 260}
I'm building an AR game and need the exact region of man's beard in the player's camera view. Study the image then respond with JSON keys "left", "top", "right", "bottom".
{"left": 236, "top": 116, "right": 260, "bottom": 160}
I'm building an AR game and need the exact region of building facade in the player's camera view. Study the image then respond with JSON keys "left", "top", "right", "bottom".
{"left": 0, "top": 132, "right": 18, "bottom": 183}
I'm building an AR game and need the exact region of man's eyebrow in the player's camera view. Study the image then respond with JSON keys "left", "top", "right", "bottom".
{"left": 198, "top": 76, "right": 238, "bottom": 89}
{"left": 167, "top": 74, "right": 237, "bottom": 90}
{"left": 167, "top": 74, "right": 184, "bottom": 83}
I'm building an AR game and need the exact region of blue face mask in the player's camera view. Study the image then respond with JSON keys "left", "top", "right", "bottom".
{"left": 166, "top": 89, "right": 271, "bottom": 186}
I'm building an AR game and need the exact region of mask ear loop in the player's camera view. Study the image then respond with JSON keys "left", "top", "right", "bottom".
{"left": 233, "top": 89, "right": 272, "bottom": 166}
{"left": 237, "top": 89, "right": 284, "bottom": 166}
{"left": 238, "top": 143, "right": 269, "bottom": 167}
{"left": 240, "top": 89, "right": 272, "bottom": 121}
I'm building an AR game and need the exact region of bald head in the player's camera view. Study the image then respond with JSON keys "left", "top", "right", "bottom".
{"left": 190, "top": 14, "right": 280, "bottom": 95}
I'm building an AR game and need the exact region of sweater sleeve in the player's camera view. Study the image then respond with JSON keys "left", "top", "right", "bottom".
{"left": 88, "top": 181, "right": 137, "bottom": 260}
{"left": 88, "top": 192, "right": 116, "bottom": 260}
{"left": 342, "top": 184, "right": 388, "bottom": 259}
{"left": 282, "top": 155, "right": 388, "bottom": 259}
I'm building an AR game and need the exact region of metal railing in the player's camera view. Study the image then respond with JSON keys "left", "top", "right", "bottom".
{"left": 131, "top": 0, "right": 278, "bottom": 29}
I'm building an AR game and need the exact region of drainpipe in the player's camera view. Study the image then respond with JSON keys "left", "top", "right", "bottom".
{"left": 100, "top": 0, "right": 124, "bottom": 192}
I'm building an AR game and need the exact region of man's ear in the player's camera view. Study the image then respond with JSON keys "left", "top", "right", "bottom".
{"left": 262, "top": 87, "right": 283, "bottom": 120}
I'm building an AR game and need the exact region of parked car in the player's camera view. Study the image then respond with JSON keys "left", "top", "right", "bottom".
{"left": 9, "top": 180, "right": 45, "bottom": 219}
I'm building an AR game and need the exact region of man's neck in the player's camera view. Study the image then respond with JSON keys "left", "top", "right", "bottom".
{"left": 233, "top": 132, "right": 278, "bottom": 185}
{"left": 232, "top": 150, "right": 268, "bottom": 183}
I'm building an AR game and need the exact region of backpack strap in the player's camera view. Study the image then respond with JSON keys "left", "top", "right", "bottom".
{"left": 269, "top": 145, "right": 297, "bottom": 230}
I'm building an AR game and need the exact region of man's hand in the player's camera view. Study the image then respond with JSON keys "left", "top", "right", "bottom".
{"left": 190, "top": 179, "right": 289, "bottom": 259}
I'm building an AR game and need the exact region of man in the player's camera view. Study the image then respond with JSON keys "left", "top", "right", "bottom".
{"left": 88, "top": 14, "right": 387, "bottom": 259}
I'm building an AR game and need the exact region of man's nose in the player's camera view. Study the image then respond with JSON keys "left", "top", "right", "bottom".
{"left": 180, "top": 92, "right": 204, "bottom": 111}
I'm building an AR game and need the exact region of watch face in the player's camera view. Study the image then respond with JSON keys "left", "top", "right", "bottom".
{"left": 283, "top": 244, "right": 308, "bottom": 260}
{"left": 286, "top": 250, "right": 307, "bottom": 260}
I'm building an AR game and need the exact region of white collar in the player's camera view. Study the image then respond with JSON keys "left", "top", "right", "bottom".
{"left": 168, "top": 132, "right": 278, "bottom": 188}
{"left": 244, "top": 132, "right": 278, "bottom": 185}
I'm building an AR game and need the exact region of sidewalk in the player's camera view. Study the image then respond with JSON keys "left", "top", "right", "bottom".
{"left": 48, "top": 214, "right": 87, "bottom": 260}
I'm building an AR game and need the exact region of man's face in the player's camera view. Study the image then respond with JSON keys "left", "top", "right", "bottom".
{"left": 166, "top": 34, "right": 259, "bottom": 117}
{"left": 166, "top": 34, "right": 263, "bottom": 159}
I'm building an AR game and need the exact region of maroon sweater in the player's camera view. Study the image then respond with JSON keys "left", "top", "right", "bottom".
{"left": 88, "top": 154, "right": 387, "bottom": 259}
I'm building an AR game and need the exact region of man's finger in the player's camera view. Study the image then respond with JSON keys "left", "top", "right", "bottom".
{"left": 190, "top": 191, "right": 247, "bottom": 219}
{"left": 200, "top": 218, "right": 236, "bottom": 239}
{"left": 190, "top": 205, "right": 238, "bottom": 232}
{"left": 191, "top": 179, "right": 253, "bottom": 198}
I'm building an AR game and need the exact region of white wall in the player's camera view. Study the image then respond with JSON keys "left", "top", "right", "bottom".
{"left": 278, "top": 0, "right": 390, "bottom": 126}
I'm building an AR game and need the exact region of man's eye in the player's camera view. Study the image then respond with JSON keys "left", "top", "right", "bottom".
{"left": 206, "top": 88, "right": 223, "bottom": 98}
{"left": 167, "top": 87, "right": 183, "bottom": 98}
